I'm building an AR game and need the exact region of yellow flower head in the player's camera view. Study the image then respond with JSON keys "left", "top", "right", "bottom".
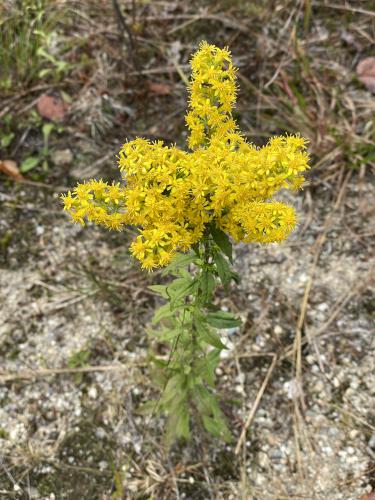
{"left": 62, "top": 42, "right": 310, "bottom": 269}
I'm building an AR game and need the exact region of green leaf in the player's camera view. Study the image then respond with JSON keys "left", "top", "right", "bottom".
{"left": 135, "top": 400, "right": 159, "bottom": 415}
{"left": 112, "top": 470, "right": 124, "bottom": 500}
{"left": 202, "top": 349, "right": 221, "bottom": 386}
{"left": 1, "top": 132, "right": 14, "bottom": 148}
{"left": 152, "top": 303, "right": 173, "bottom": 324}
{"left": 206, "top": 310, "right": 241, "bottom": 329}
{"left": 150, "top": 356, "right": 169, "bottom": 368}
{"left": 38, "top": 68, "right": 52, "bottom": 78}
{"left": 165, "top": 405, "right": 190, "bottom": 445}
{"left": 161, "top": 373, "right": 186, "bottom": 406}
{"left": 211, "top": 227, "right": 233, "bottom": 263}
{"left": 196, "top": 322, "right": 227, "bottom": 350}
{"left": 199, "top": 270, "right": 215, "bottom": 304}
{"left": 42, "top": 122, "right": 54, "bottom": 143}
{"left": 201, "top": 349, "right": 221, "bottom": 387}
{"left": 20, "top": 156, "right": 40, "bottom": 172}
{"left": 148, "top": 284, "right": 169, "bottom": 298}
{"left": 194, "top": 384, "right": 219, "bottom": 415}
{"left": 155, "top": 327, "right": 181, "bottom": 342}
{"left": 191, "top": 243, "right": 200, "bottom": 257}
{"left": 162, "top": 252, "right": 197, "bottom": 275}
{"left": 168, "top": 277, "right": 199, "bottom": 307}
{"left": 202, "top": 416, "right": 222, "bottom": 437}
{"left": 206, "top": 348, "right": 221, "bottom": 368}
{"left": 213, "top": 252, "right": 232, "bottom": 290}
{"left": 61, "top": 90, "right": 72, "bottom": 104}
{"left": 175, "top": 411, "right": 190, "bottom": 440}
{"left": 202, "top": 415, "right": 232, "bottom": 442}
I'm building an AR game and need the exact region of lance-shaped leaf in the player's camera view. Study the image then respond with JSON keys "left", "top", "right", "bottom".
{"left": 200, "top": 349, "right": 221, "bottom": 386}
{"left": 202, "top": 415, "right": 232, "bottom": 442}
{"left": 167, "top": 277, "right": 199, "bottom": 307}
{"left": 197, "top": 322, "right": 228, "bottom": 349}
{"left": 148, "top": 284, "right": 169, "bottom": 298}
{"left": 165, "top": 405, "right": 190, "bottom": 444}
{"left": 193, "top": 310, "right": 228, "bottom": 349}
{"left": 211, "top": 227, "right": 233, "bottom": 262}
{"left": 213, "top": 252, "right": 232, "bottom": 290}
{"left": 199, "top": 270, "right": 216, "bottom": 304}
{"left": 152, "top": 303, "right": 174, "bottom": 324}
{"left": 162, "top": 251, "right": 197, "bottom": 275}
{"left": 206, "top": 310, "right": 241, "bottom": 329}
{"left": 155, "top": 327, "right": 182, "bottom": 342}
{"left": 160, "top": 372, "right": 186, "bottom": 406}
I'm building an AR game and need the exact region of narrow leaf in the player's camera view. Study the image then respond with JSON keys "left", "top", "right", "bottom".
{"left": 211, "top": 227, "right": 233, "bottom": 262}
{"left": 198, "top": 323, "right": 227, "bottom": 350}
{"left": 168, "top": 277, "right": 199, "bottom": 306}
{"left": 148, "top": 284, "right": 169, "bottom": 298}
{"left": 213, "top": 252, "right": 232, "bottom": 289}
{"left": 206, "top": 310, "right": 241, "bottom": 329}
{"left": 194, "top": 384, "right": 217, "bottom": 415}
{"left": 202, "top": 349, "right": 221, "bottom": 386}
{"left": 163, "top": 252, "right": 197, "bottom": 275}
{"left": 20, "top": 156, "right": 40, "bottom": 173}
{"left": 161, "top": 373, "right": 185, "bottom": 406}
{"left": 156, "top": 327, "right": 181, "bottom": 342}
{"left": 199, "top": 270, "right": 216, "bottom": 304}
{"left": 152, "top": 303, "right": 173, "bottom": 324}
{"left": 202, "top": 416, "right": 223, "bottom": 437}
{"left": 175, "top": 411, "right": 190, "bottom": 440}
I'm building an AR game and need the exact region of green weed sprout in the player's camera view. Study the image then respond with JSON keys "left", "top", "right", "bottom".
{"left": 62, "top": 42, "right": 309, "bottom": 443}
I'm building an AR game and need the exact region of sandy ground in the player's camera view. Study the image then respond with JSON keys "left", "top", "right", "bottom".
{"left": 0, "top": 170, "right": 374, "bottom": 499}
{"left": 1, "top": 2, "right": 375, "bottom": 497}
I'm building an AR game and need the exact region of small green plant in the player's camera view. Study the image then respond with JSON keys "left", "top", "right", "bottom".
{"left": 20, "top": 122, "right": 56, "bottom": 173}
{"left": 67, "top": 348, "right": 90, "bottom": 384}
{"left": 62, "top": 42, "right": 310, "bottom": 443}
{"left": 148, "top": 233, "right": 240, "bottom": 443}
{"left": 0, "top": 427, "right": 9, "bottom": 439}
{"left": 0, "top": 114, "right": 15, "bottom": 150}
{"left": 0, "top": 0, "right": 67, "bottom": 90}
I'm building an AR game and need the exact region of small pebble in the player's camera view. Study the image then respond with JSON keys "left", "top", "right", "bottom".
{"left": 368, "top": 434, "right": 375, "bottom": 450}
{"left": 88, "top": 386, "right": 97, "bottom": 399}
{"left": 52, "top": 149, "right": 73, "bottom": 166}
{"left": 273, "top": 325, "right": 283, "bottom": 335}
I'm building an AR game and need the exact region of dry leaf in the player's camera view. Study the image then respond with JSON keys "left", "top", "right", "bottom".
{"left": 148, "top": 81, "right": 172, "bottom": 95}
{"left": 360, "top": 492, "right": 375, "bottom": 500}
{"left": 0, "top": 160, "right": 24, "bottom": 181}
{"left": 36, "top": 94, "right": 69, "bottom": 121}
{"left": 356, "top": 57, "right": 375, "bottom": 93}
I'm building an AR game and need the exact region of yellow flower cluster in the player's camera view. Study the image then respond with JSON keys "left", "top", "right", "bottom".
{"left": 62, "top": 41, "right": 309, "bottom": 270}
{"left": 61, "top": 180, "right": 129, "bottom": 230}
{"left": 185, "top": 41, "right": 238, "bottom": 149}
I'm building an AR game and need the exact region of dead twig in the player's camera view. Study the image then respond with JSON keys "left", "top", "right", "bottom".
{"left": 112, "top": 0, "right": 140, "bottom": 71}
{"left": 0, "top": 362, "right": 145, "bottom": 383}
{"left": 315, "top": 2, "right": 375, "bottom": 17}
{"left": 235, "top": 354, "right": 277, "bottom": 455}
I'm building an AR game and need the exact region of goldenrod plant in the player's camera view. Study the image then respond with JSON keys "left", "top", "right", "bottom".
{"left": 62, "top": 42, "right": 309, "bottom": 443}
